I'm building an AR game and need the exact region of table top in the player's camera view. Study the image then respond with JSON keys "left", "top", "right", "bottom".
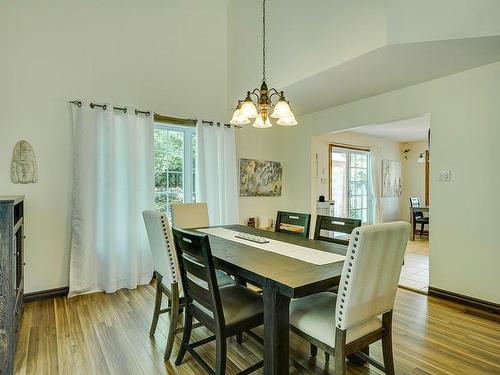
{"left": 196, "top": 224, "right": 347, "bottom": 298}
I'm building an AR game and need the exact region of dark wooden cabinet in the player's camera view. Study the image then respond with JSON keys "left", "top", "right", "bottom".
{"left": 0, "top": 196, "right": 25, "bottom": 375}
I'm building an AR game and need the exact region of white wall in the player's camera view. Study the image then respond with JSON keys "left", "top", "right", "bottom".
{"left": 400, "top": 141, "right": 428, "bottom": 221}
{"left": 0, "top": 0, "right": 228, "bottom": 293}
{"left": 312, "top": 131, "right": 403, "bottom": 224}
{"left": 259, "top": 62, "right": 500, "bottom": 304}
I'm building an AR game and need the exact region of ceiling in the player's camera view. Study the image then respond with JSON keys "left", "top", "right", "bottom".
{"left": 286, "top": 36, "right": 500, "bottom": 115}
{"left": 349, "top": 115, "right": 430, "bottom": 143}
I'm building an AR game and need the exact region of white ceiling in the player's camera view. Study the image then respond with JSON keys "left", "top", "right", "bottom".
{"left": 286, "top": 36, "right": 500, "bottom": 115}
{"left": 349, "top": 115, "right": 430, "bottom": 142}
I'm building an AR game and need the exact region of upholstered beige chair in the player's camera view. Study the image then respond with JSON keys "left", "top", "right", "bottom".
{"left": 171, "top": 202, "right": 210, "bottom": 229}
{"left": 289, "top": 221, "right": 410, "bottom": 375}
{"left": 142, "top": 210, "right": 234, "bottom": 360}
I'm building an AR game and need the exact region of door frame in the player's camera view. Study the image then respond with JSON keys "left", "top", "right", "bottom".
{"left": 328, "top": 143, "right": 371, "bottom": 223}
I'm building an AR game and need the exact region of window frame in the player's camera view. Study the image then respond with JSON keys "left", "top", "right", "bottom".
{"left": 154, "top": 123, "right": 197, "bottom": 212}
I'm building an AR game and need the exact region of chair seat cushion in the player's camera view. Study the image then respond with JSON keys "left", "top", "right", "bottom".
{"left": 290, "top": 292, "right": 382, "bottom": 348}
{"left": 219, "top": 284, "right": 263, "bottom": 328}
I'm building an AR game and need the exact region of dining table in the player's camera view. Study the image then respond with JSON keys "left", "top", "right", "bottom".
{"left": 194, "top": 224, "right": 348, "bottom": 375}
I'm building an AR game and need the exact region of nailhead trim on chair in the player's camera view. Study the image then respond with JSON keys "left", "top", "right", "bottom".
{"left": 337, "top": 231, "right": 360, "bottom": 328}
{"left": 160, "top": 215, "right": 178, "bottom": 283}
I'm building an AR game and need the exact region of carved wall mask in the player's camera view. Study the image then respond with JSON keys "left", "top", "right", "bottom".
{"left": 11, "top": 140, "right": 38, "bottom": 184}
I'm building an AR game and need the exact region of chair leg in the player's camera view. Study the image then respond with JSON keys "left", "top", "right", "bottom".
{"left": 149, "top": 274, "right": 163, "bottom": 337}
{"left": 215, "top": 335, "right": 227, "bottom": 375}
{"left": 310, "top": 343, "right": 318, "bottom": 357}
{"left": 175, "top": 307, "right": 193, "bottom": 366}
{"left": 236, "top": 333, "right": 243, "bottom": 344}
{"left": 334, "top": 328, "right": 347, "bottom": 375}
{"left": 382, "top": 311, "right": 395, "bottom": 375}
{"left": 412, "top": 220, "right": 416, "bottom": 241}
{"left": 420, "top": 223, "right": 424, "bottom": 237}
{"left": 164, "top": 284, "right": 180, "bottom": 361}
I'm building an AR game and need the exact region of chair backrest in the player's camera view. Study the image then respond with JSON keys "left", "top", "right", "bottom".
{"left": 275, "top": 211, "right": 311, "bottom": 238}
{"left": 409, "top": 197, "right": 423, "bottom": 218}
{"left": 171, "top": 202, "right": 210, "bottom": 229}
{"left": 314, "top": 215, "right": 361, "bottom": 245}
{"left": 142, "top": 210, "right": 181, "bottom": 291}
{"left": 335, "top": 222, "right": 410, "bottom": 330}
{"left": 409, "top": 197, "right": 421, "bottom": 208}
{"left": 172, "top": 228, "right": 224, "bottom": 327}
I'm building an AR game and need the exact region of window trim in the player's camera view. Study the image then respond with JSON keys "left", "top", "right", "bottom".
{"left": 154, "top": 123, "right": 197, "bottom": 212}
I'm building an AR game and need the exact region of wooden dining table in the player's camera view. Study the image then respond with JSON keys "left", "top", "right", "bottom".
{"left": 195, "top": 224, "right": 348, "bottom": 375}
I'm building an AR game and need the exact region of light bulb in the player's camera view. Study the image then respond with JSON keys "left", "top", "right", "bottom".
{"left": 277, "top": 113, "right": 298, "bottom": 126}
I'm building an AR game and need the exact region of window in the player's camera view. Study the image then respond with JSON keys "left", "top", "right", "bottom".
{"left": 154, "top": 123, "right": 196, "bottom": 218}
{"left": 330, "top": 145, "right": 371, "bottom": 224}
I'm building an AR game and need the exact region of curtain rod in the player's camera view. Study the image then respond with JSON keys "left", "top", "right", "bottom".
{"left": 69, "top": 100, "right": 241, "bottom": 129}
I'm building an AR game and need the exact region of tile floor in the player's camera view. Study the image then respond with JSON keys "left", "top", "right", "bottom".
{"left": 399, "top": 237, "right": 429, "bottom": 293}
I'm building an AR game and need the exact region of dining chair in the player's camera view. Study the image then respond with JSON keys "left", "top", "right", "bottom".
{"left": 409, "top": 197, "right": 429, "bottom": 240}
{"left": 172, "top": 228, "right": 264, "bottom": 375}
{"left": 289, "top": 221, "right": 410, "bottom": 375}
{"left": 142, "top": 210, "right": 234, "bottom": 361}
{"left": 275, "top": 211, "right": 311, "bottom": 238}
{"left": 171, "top": 202, "right": 210, "bottom": 229}
{"left": 314, "top": 215, "right": 361, "bottom": 245}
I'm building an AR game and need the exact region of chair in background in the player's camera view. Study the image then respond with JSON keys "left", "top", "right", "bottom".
{"left": 171, "top": 202, "right": 210, "bottom": 229}
{"left": 275, "top": 211, "right": 311, "bottom": 238}
{"left": 409, "top": 197, "right": 429, "bottom": 241}
{"left": 142, "top": 210, "right": 234, "bottom": 361}
{"left": 289, "top": 222, "right": 410, "bottom": 375}
{"left": 172, "top": 228, "right": 264, "bottom": 375}
{"left": 314, "top": 215, "right": 361, "bottom": 245}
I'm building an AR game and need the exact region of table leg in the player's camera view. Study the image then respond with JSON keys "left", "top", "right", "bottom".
{"left": 263, "top": 286, "right": 290, "bottom": 375}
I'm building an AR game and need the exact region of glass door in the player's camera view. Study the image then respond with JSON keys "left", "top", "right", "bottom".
{"left": 330, "top": 146, "right": 371, "bottom": 223}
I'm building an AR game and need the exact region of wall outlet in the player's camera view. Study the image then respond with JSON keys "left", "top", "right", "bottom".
{"left": 439, "top": 170, "right": 451, "bottom": 182}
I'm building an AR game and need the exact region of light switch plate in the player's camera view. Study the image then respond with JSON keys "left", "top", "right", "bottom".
{"left": 439, "top": 170, "right": 451, "bottom": 182}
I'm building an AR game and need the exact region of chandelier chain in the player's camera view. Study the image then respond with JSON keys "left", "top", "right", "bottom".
{"left": 262, "top": 0, "right": 266, "bottom": 82}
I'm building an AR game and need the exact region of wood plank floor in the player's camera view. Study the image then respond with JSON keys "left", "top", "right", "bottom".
{"left": 15, "top": 285, "right": 500, "bottom": 375}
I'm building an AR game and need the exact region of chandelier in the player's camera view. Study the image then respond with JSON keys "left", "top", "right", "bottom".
{"left": 230, "top": 0, "right": 297, "bottom": 128}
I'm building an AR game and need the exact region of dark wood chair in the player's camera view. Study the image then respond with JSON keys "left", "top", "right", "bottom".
{"left": 410, "top": 197, "right": 429, "bottom": 240}
{"left": 172, "top": 228, "right": 264, "bottom": 375}
{"left": 275, "top": 211, "right": 311, "bottom": 238}
{"left": 313, "top": 215, "right": 361, "bottom": 246}
{"left": 142, "top": 210, "right": 235, "bottom": 361}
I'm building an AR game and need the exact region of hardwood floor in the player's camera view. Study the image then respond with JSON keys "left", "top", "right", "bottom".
{"left": 15, "top": 285, "right": 500, "bottom": 375}
{"left": 400, "top": 238, "right": 429, "bottom": 293}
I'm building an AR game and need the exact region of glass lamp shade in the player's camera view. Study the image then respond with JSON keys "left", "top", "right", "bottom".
{"left": 252, "top": 114, "right": 272, "bottom": 128}
{"left": 271, "top": 99, "right": 292, "bottom": 118}
{"left": 276, "top": 113, "right": 298, "bottom": 126}
{"left": 230, "top": 109, "right": 250, "bottom": 125}
{"left": 240, "top": 99, "right": 258, "bottom": 118}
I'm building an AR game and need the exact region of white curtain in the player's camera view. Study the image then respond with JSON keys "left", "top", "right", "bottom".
{"left": 69, "top": 102, "right": 154, "bottom": 297}
{"left": 370, "top": 147, "right": 383, "bottom": 224}
{"left": 196, "top": 121, "right": 239, "bottom": 225}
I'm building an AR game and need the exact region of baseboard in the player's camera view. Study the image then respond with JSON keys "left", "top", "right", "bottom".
{"left": 24, "top": 286, "right": 69, "bottom": 302}
{"left": 428, "top": 286, "right": 500, "bottom": 315}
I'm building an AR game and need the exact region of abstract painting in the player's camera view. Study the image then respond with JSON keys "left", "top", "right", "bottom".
{"left": 382, "top": 160, "right": 402, "bottom": 197}
{"left": 239, "top": 158, "right": 282, "bottom": 197}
